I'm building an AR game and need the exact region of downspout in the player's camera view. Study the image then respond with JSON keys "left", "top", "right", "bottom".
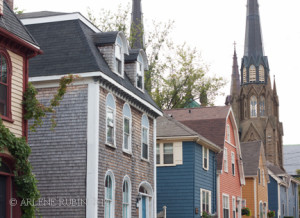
{"left": 153, "top": 119, "right": 157, "bottom": 218}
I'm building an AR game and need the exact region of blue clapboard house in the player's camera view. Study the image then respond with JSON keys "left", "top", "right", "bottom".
{"left": 156, "top": 115, "right": 221, "bottom": 217}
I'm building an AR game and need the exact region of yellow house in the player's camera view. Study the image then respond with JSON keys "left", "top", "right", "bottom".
{"left": 241, "top": 141, "right": 269, "bottom": 218}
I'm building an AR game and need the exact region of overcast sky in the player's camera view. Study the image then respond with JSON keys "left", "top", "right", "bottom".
{"left": 14, "top": 0, "right": 300, "bottom": 145}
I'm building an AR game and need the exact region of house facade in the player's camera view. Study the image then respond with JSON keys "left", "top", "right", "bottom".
{"left": 0, "top": 0, "right": 41, "bottom": 217}
{"left": 156, "top": 115, "right": 221, "bottom": 217}
{"left": 241, "top": 141, "right": 269, "bottom": 218}
{"left": 19, "top": 11, "right": 162, "bottom": 218}
{"left": 165, "top": 106, "right": 245, "bottom": 218}
{"left": 268, "top": 162, "right": 299, "bottom": 218}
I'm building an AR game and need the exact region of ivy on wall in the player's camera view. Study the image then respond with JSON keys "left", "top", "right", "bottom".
{"left": 0, "top": 74, "right": 78, "bottom": 217}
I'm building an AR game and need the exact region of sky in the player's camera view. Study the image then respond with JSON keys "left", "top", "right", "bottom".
{"left": 14, "top": 0, "right": 300, "bottom": 145}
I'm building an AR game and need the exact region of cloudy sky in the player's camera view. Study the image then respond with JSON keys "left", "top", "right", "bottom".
{"left": 14, "top": 0, "right": 300, "bottom": 145}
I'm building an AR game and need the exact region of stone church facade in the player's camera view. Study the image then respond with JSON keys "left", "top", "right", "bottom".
{"left": 226, "top": 0, "right": 284, "bottom": 167}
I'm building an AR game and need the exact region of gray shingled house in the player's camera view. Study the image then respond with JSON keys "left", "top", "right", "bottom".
{"left": 19, "top": 11, "right": 162, "bottom": 218}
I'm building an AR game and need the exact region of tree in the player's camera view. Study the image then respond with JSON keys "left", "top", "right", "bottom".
{"left": 87, "top": 4, "right": 226, "bottom": 109}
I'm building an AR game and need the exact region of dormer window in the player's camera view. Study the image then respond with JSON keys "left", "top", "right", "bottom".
{"left": 115, "top": 36, "right": 124, "bottom": 75}
{"left": 136, "top": 54, "right": 144, "bottom": 90}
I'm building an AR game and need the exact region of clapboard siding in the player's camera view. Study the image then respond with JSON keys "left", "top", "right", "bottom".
{"left": 2, "top": 50, "right": 24, "bottom": 137}
{"left": 157, "top": 142, "right": 195, "bottom": 218}
{"left": 28, "top": 85, "right": 88, "bottom": 218}
{"left": 268, "top": 176, "right": 279, "bottom": 217}
{"left": 194, "top": 145, "right": 217, "bottom": 216}
{"left": 287, "top": 181, "right": 298, "bottom": 217}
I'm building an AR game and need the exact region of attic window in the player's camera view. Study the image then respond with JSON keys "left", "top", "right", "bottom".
{"left": 136, "top": 54, "right": 144, "bottom": 90}
{"left": 115, "top": 36, "right": 123, "bottom": 76}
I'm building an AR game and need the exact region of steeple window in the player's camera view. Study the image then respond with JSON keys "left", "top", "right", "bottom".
{"left": 259, "top": 65, "right": 265, "bottom": 82}
{"left": 259, "top": 96, "right": 265, "bottom": 116}
{"left": 243, "top": 67, "right": 247, "bottom": 83}
{"left": 249, "top": 65, "right": 256, "bottom": 82}
{"left": 250, "top": 96, "right": 257, "bottom": 117}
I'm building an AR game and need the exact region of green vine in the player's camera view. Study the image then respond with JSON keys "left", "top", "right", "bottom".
{"left": 23, "top": 74, "right": 79, "bottom": 131}
{"left": 0, "top": 118, "right": 40, "bottom": 217}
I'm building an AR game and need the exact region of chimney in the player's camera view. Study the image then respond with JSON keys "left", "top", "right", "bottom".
{"left": 5, "top": 0, "right": 13, "bottom": 10}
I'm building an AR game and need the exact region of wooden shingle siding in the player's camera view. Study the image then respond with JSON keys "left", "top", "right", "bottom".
{"left": 194, "top": 145, "right": 217, "bottom": 215}
{"left": 28, "top": 85, "right": 88, "bottom": 218}
{"left": 3, "top": 50, "right": 24, "bottom": 137}
{"left": 98, "top": 87, "right": 154, "bottom": 218}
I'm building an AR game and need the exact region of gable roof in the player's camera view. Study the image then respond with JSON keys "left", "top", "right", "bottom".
{"left": 241, "top": 141, "right": 262, "bottom": 176}
{"left": 19, "top": 12, "right": 161, "bottom": 115}
{"left": 157, "top": 115, "right": 221, "bottom": 152}
{"left": 0, "top": 2, "right": 39, "bottom": 47}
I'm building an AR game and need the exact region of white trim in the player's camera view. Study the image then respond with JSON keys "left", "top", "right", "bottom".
{"left": 29, "top": 71, "right": 163, "bottom": 116}
{"left": 21, "top": 13, "right": 100, "bottom": 33}
{"left": 254, "top": 178, "right": 257, "bottom": 218}
{"left": 217, "top": 175, "right": 221, "bottom": 218}
{"left": 138, "top": 181, "right": 154, "bottom": 218}
{"left": 153, "top": 119, "right": 157, "bottom": 218}
{"left": 200, "top": 188, "right": 212, "bottom": 214}
{"left": 104, "top": 170, "right": 115, "bottom": 218}
{"left": 122, "top": 176, "right": 132, "bottom": 218}
{"left": 203, "top": 146, "right": 209, "bottom": 171}
{"left": 86, "top": 82, "right": 99, "bottom": 218}
{"left": 122, "top": 103, "right": 132, "bottom": 154}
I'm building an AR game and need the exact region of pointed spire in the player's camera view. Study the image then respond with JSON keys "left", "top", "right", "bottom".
{"left": 130, "top": 0, "right": 144, "bottom": 49}
{"left": 273, "top": 75, "right": 277, "bottom": 95}
{"left": 244, "top": 0, "right": 264, "bottom": 57}
{"left": 230, "top": 42, "right": 241, "bottom": 96}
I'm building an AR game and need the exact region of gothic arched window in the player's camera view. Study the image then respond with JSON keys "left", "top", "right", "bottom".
{"left": 249, "top": 65, "right": 256, "bottom": 82}
{"left": 259, "top": 65, "right": 265, "bottom": 82}
{"left": 259, "top": 96, "right": 265, "bottom": 116}
{"left": 250, "top": 96, "right": 257, "bottom": 117}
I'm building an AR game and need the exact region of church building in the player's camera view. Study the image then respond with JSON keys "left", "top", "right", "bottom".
{"left": 226, "top": 0, "right": 284, "bottom": 167}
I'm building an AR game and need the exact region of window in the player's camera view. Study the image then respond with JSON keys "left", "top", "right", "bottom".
{"left": 223, "top": 195, "right": 229, "bottom": 218}
{"left": 201, "top": 189, "right": 211, "bottom": 214}
{"left": 232, "top": 197, "right": 236, "bottom": 218}
{"left": 250, "top": 96, "right": 257, "bottom": 117}
{"left": 163, "top": 143, "right": 173, "bottom": 164}
{"left": 226, "top": 124, "right": 231, "bottom": 142}
{"left": 259, "top": 202, "right": 263, "bottom": 218}
{"left": 136, "top": 54, "right": 144, "bottom": 89}
{"left": 258, "top": 168, "right": 261, "bottom": 184}
{"left": 156, "top": 144, "right": 160, "bottom": 164}
{"left": 249, "top": 65, "right": 256, "bottom": 82}
{"left": 115, "top": 36, "right": 123, "bottom": 75}
{"left": 105, "top": 171, "right": 115, "bottom": 218}
{"left": 224, "top": 148, "right": 228, "bottom": 172}
{"left": 259, "top": 65, "right": 265, "bottom": 82}
{"left": 138, "top": 182, "right": 153, "bottom": 218}
{"left": 243, "top": 67, "right": 247, "bottom": 83}
{"left": 203, "top": 146, "right": 209, "bottom": 170}
{"left": 141, "top": 115, "right": 149, "bottom": 160}
{"left": 122, "top": 177, "right": 131, "bottom": 218}
{"left": 262, "top": 169, "right": 265, "bottom": 186}
{"left": 106, "top": 94, "right": 116, "bottom": 146}
{"left": 259, "top": 96, "right": 265, "bottom": 116}
{"left": 123, "top": 103, "right": 132, "bottom": 153}
{"left": 0, "top": 51, "right": 11, "bottom": 120}
{"left": 231, "top": 152, "right": 235, "bottom": 176}
{"left": 242, "top": 199, "right": 246, "bottom": 208}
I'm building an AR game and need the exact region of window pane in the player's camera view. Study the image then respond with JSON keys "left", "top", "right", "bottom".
{"left": 143, "top": 143, "right": 148, "bottom": 159}
{"left": 142, "top": 128, "right": 148, "bottom": 144}
{"left": 0, "top": 55, "right": 7, "bottom": 84}
{"left": 137, "top": 75, "right": 143, "bottom": 89}
{"left": 0, "top": 83, "right": 7, "bottom": 116}
{"left": 164, "top": 143, "right": 173, "bottom": 164}
{"left": 156, "top": 144, "right": 160, "bottom": 164}
{"left": 124, "top": 118, "right": 130, "bottom": 134}
{"left": 107, "top": 108, "right": 114, "bottom": 144}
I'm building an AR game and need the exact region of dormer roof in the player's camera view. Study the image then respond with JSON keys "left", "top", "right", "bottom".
{"left": 125, "top": 49, "right": 148, "bottom": 70}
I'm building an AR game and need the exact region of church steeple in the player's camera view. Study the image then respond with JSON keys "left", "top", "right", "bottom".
{"left": 241, "top": 0, "right": 269, "bottom": 85}
{"left": 130, "top": 0, "right": 144, "bottom": 49}
{"left": 231, "top": 43, "right": 241, "bottom": 96}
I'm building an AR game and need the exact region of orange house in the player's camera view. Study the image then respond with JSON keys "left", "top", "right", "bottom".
{"left": 241, "top": 141, "right": 269, "bottom": 218}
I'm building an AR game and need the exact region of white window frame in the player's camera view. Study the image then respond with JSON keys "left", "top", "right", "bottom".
{"left": 223, "top": 194, "right": 230, "bottom": 218}
{"left": 200, "top": 188, "right": 211, "bottom": 215}
{"left": 249, "top": 65, "right": 256, "bottom": 82}
{"left": 262, "top": 169, "right": 265, "bottom": 186}
{"left": 138, "top": 182, "right": 153, "bottom": 218}
{"left": 224, "top": 148, "right": 228, "bottom": 173}
{"left": 141, "top": 114, "right": 149, "bottom": 161}
{"left": 122, "top": 103, "right": 132, "bottom": 154}
{"left": 227, "top": 124, "right": 231, "bottom": 142}
{"left": 232, "top": 196, "right": 236, "bottom": 218}
{"left": 203, "top": 146, "right": 209, "bottom": 170}
{"left": 163, "top": 143, "right": 174, "bottom": 165}
{"left": 250, "top": 96, "right": 257, "bottom": 118}
{"left": 106, "top": 93, "right": 116, "bottom": 147}
{"left": 115, "top": 36, "right": 124, "bottom": 76}
{"left": 122, "top": 176, "right": 131, "bottom": 218}
{"left": 105, "top": 170, "right": 115, "bottom": 218}
{"left": 136, "top": 54, "right": 144, "bottom": 91}
{"left": 231, "top": 152, "right": 235, "bottom": 176}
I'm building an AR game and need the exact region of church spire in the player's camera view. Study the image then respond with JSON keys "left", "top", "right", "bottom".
{"left": 130, "top": 0, "right": 144, "bottom": 49}
{"left": 244, "top": 0, "right": 264, "bottom": 57}
{"left": 230, "top": 42, "right": 241, "bottom": 96}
